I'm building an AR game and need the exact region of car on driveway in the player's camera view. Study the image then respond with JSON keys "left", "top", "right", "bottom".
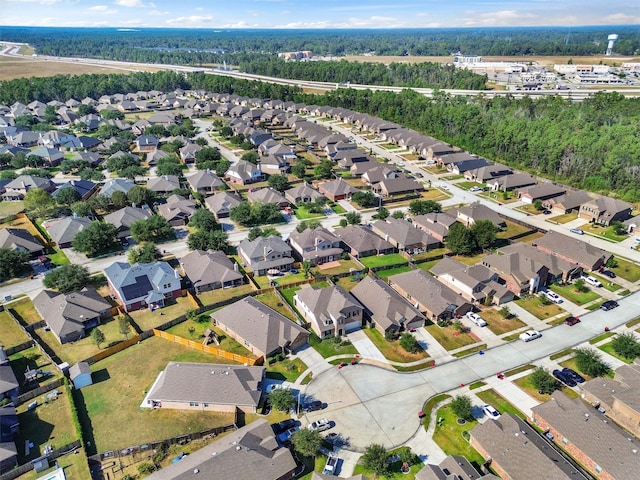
{"left": 519, "top": 330, "right": 542, "bottom": 342}
{"left": 272, "top": 419, "right": 297, "bottom": 435}
{"left": 415, "top": 172, "right": 424, "bottom": 178}
{"left": 466, "top": 311, "right": 487, "bottom": 327}
{"left": 601, "top": 300, "right": 619, "bottom": 311}
{"left": 303, "top": 400, "right": 324, "bottom": 412}
{"left": 544, "top": 291, "right": 563, "bottom": 304}
{"left": 553, "top": 369, "right": 577, "bottom": 387}
{"left": 308, "top": 418, "right": 332, "bottom": 432}
{"left": 562, "top": 367, "right": 585, "bottom": 384}
{"left": 564, "top": 316, "right": 580, "bottom": 326}
{"left": 570, "top": 228, "right": 584, "bottom": 235}
{"left": 277, "top": 426, "right": 299, "bottom": 444}
{"left": 583, "top": 275, "right": 602, "bottom": 287}
{"left": 483, "top": 404, "right": 501, "bottom": 420}
{"left": 438, "top": 184, "right": 450, "bottom": 191}
{"left": 469, "top": 186, "right": 483, "bottom": 192}
{"left": 600, "top": 269, "right": 616, "bottom": 278}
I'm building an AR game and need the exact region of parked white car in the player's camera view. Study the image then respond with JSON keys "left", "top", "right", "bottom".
{"left": 483, "top": 404, "right": 501, "bottom": 419}
{"left": 308, "top": 418, "right": 331, "bottom": 432}
{"left": 544, "top": 291, "right": 563, "bottom": 304}
{"left": 466, "top": 312, "right": 488, "bottom": 327}
{"left": 519, "top": 330, "right": 542, "bottom": 342}
{"left": 583, "top": 275, "right": 602, "bottom": 287}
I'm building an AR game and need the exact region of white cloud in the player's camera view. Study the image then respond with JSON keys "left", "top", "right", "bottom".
{"left": 602, "top": 13, "right": 640, "bottom": 24}
{"left": 462, "top": 9, "right": 538, "bottom": 27}
{"left": 166, "top": 15, "right": 214, "bottom": 26}
{"left": 148, "top": 9, "right": 169, "bottom": 16}
{"left": 6, "top": 0, "right": 62, "bottom": 4}
{"left": 88, "top": 5, "right": 118, "bottom": 14}
{"left": 114, "top": 0, "right": 155, "bottom": 7}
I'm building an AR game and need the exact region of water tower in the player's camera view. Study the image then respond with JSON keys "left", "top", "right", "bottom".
{"left": 606, "top": 34, "right": 618, "bottom": 56}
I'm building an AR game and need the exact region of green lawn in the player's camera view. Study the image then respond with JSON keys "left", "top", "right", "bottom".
{"left": 266, "top": 357, "right": 308, "bottom": 382}
{"left": 610, "top": 257, "right": 640, "bottom": 282}
{"left": 353, "top": 446, "right": 425, "bottom": 479}
{"left": 359, "top": 253, "right": 408, "bottom": 269}
{"left": 548, "top": 212, "right": 578, "bottom": 224}
{"left": 549, "top": 283, "right": 600, "bottom": 305}
{"left": 14, "top": 447, "right": 90, "bottom": 480}
{"left": 589, "top": 331, "right": 615, "bottom": 344}
{"left": 308, "top": 333, "right": 358, "bottom": 358}
{"left": 48, "top": 246, "right": 70, "bottom": 266}
{"left": 8, "top": 298, "right": 42, "bottom": 324}
{"left": 599, "top": 342, "right": 634, "bottom": 364}
{"left": 255, "top": 292, "right": 298, "bottom": 321}
{"left": 449, "top": 253, "right": 487, "bottom": 266}
{"left": 80, "top": 336, "right": 238, "bottom": 453}
{"left": 293, "top": 205, "right": 325, "bottom": 220}
{"left": 416, "top": 259, "right": 440, "bottom": 274}
{"left": 0, "top": 310, "right": 30, "bottom": 347}
{"left": 9, "top": 346, "right": 60, "bottom": 389}
{"left": 582, "top": 223, "right": 627, "bottom": 242}
{"left": 317, "top": 259, "right": 363, "bottom": 276}
{"left": 432, "top": 405, "right": 484, "bottom": 467}
{"left": 375, "top": 265, "right": 413, "bottom": 280}
{"left": 0, "top": 201, "right": 25, "bottom": 218}
{"left": 455, "top": 181, "right": 485, "bottom": 190}
{"left": 425, "top": 324, "right": 477, "bottom": 351}
{"left": 497, "top": 220, "right": 535, "bottom": 240}
{"left": 166, "top": 321, "right": 258, "bottom": 359}
{"left": 254, "top": 272, "right": 309, "bottom": 289}
{"left": 128, "top": 295, "right": 196, "bottom": 332}
{"left": 363, "top": 327, "right": 429, "bottom": 363}
{"left": 476, "top": 389, "right": 526, "bottom": 420}
{"left": 514, "top": 372, "right": 579, "bottom": 402}
{"left": 452, "top": 344, "right": 487, "bottom": 358}
{"left": 515, "top": 296, "right": 565, "bottom": 320}
{"left": 481, "top": 309, "right": 526, "bottom": 335}
{"left": 196, "top": 284, "right": 255, "bottom": 308}
{"left": 587, "top": 272, "right": 620, "bottom": 292}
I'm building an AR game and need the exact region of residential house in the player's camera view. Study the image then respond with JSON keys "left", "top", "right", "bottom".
{"left": 247, "top": 188, "right": 290, "bottom": 209}
{"left": 470, "top": 414, "right": 575, "bottom": 480}
{"left": 581, "top": 359, "right": 640, "bottom": 439}
{"left": 351, "top": 277, "right": 426, "bottom": 337}
{"left": 334, "top": 225, "right": 395, "bottom": 258}
{"left": 134, "top": 135, "right": 159, "bottom": 152}
{"left": 52, "top": 179, "right": 97, "bottom": 201}
{"left": 29, "top": 146, "right": 64, "bottom": 166}
{"left": 544, "top": 190, "right": 596, "bottom": 214}
{"left": 0, "top": 404, "right": 19, "bottom": 474}
{"left": 430, "top": 257, "right": 513, "bottom": 305}
{"left": 179, "top": 142, "right": 201, "bottom": 164}
{"left": 144, "top": 419, "right": 296, "bottom": 480}
{"left": 226, "top": 160, "right": 264, "bottom": 185}
{"left": 284, "top": 183, "right": 325, "bottom": 205}
{"left": 415, "top": 455, "right": 498, "bottom": 480}
{"left": 436, "top": 152, "right": 476, "bottom": 169}
{"left": 0, "top": 354, "right": 19, "bottom": 403}
{"left": 372, "top": 176, "right": 424, "bottom": 197}
{"left": 517, "top": 183, "right": 566, "bottom": 204}
{"left": 361, "top": 164, "right": 398, "bottom": 186}
{"left": 157, "top": 195, "right": 197, "bottom": 226}
{"left": 531, "top": 392, "right": 640, "bottom": 480}
{"left": 1, "top": 175, "right": 55, "bottom": 201}
{"left": 147, "top": 175, "right": 180, "bottom": 195}
{"left": 104, "top": 261, "right": 182, "bottom": 312}
{"left": 318, "top": 178, "right": 359, "bottom": 201}
{"left": 237, "top": 236, "right": 294, "bottom": 276}
{"left": 104, "top": 206, "right": 153, "bottom": 239}
{"left": 212, "top": 297, "right": 309, "bottom": 358}
{"left": 99, "top": 178, "right": 135, "bottom": 198}
{"left": 205, "top": 191, "right": 242, "bottom": 220}
{"left": 7, "top": 131, "right": 39, "bottom": 147}
{"left": 486, "top": 173, "right": 537, "bottom": 192}
{"left": 33, "top": 287, "right": 111, "bottom": 344}
{"left": 288, "top": 227, "right": 343, "bottom": 265}
{"left": 185, "top": 169, "right": 225, "bottom": 194}
{"left": 372, "top": 218, "right": 440, "bottom": 254}
{"left": 334, "top": 150, "right": 370, "bottom": 169}
{"left": 623, "top": 213, "right": 640, "bottom": 233}
{"left": 535, "top": 231, "right": 612, "bottom": 271}
{"left": 294, "top": 285, "right": 364, "bottom": 337}
{"left": 578, "top": 196, "right": 633, "bottom": 226}
{"left": 146, "top": 149, "right": 169, "bottom": 167}
{"left": 145, "top": 362, "right": 265, "bottom": 413}
{"left": 43, "top": 216, "right": 92, "bottom": 248}
{"left": 464, "top": 163, "right": 512, "bottom": 183}
{"left": 388, "top": 269, "right": 473, "bottom": 322}
{"left": 350, "top": 160, "right": 383, "bottom": 178}
{"left": 259, "top": 154, "right": 290, "bottom": 175}
{"left": 0, "top": 228, "right": 44, "bottom": 256}
{"left": 453, "top": 202, "right": 506, "bottom": 228}
{"left": 412, "top": 212, "right": 459, "bottom": 243}
{"left": 180, "top": 250, "right": 243, "bottom": 293}
{"left": 69, "top": 362, "right": 93, "bottom": 389}
{"left": 447, "top": 157, "right": 490, "bottom": 175}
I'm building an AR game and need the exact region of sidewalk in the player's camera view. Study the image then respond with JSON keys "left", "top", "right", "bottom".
{"left": 346, "top": 330, "right": 387, "bottom": 363}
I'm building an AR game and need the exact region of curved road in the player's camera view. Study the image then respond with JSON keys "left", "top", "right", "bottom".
{"left": 302, "top": 289, "right": 640, "bottom": 452}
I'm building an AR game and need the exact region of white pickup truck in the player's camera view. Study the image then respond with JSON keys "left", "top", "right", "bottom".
{"left": 323, "top": 456, "right": 338, "bottom": 475}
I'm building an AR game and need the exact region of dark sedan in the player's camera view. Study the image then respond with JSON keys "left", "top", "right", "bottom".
{"left": 553, "top": 369, "right": 577, "bottom": 387}
{"left": 562, "top": 367, "right": 585, "bottom": 384}
{"left": 600, "top": 300, "right": 619, "bottom": 311}
{"left": 272, "top": 419, "right": 298, "bottom": 435}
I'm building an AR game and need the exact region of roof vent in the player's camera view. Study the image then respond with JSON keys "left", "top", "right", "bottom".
{"left": 236, "top": 445, "right": 241, "bottom": 451}
{"left": 193, "top": 468, "right": 199, "bottom": 474}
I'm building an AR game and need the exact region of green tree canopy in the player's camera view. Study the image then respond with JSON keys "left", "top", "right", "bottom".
{"left": 72, "top": 221, "right": 118, "bottom": 257}
{"left": 189, "top": 208, "right": 218, "bottom": 231}
{"left": 0, "top": 248, "right": 30, "bottom": 281}
{"left": 470, "top": 220, "right": 499, "bottom": 249}
{"left": 362, "top": 444, "right": 390, "bottom": 477}
{"left": 127, "top": 185, "right": 157, "bottom": 207}
{"left": 291, "top": 429, "right": 323, "bottom": 457}
{"left": 575, "top": 347, "right": 610, "bottom": 377}
{"left": 450, "top": 395, "right": 474, "bottom": 421}
{"left": 24, "top": 188, "right": 56, "bottom": 214}
{"left": 409, "top": 199, "right": 442, "bottom": 215}
{"left": 267, "top": 174, "right": 290, "bottom": 192}
{"left": 352, "top": 191, "right": 378, "bottom": 208}
{"left": 42, "top": 264, "right": 90, "bottom": 293}
{"left": 530, "top": 367, "right": 559, "bottom": 395}
{"left": 130, "top": 216, "right": 174, "bottom": 243}
{"left": 128, "top": 242, "right": 162, "bottom": 264}
{"left": 55, "top": 187, "right": 82, "bottom": 207}
{"left": 187, "top": 229, "right": 230, "bottom": 253}
{"left": 445, "top": 223, "right": 476, "bottom": 255}
{"left": 611, "top": 333, "right": 640, "bottom": 360}
{"left": 268, "top": 388, "right": 296, "bottom": 412}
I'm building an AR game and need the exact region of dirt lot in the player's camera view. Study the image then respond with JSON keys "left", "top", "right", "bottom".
{"left": 0, "top": 56, "right": 162, "bottom": 81}
{"left": 344, "top": 54, "right": 640, "bottom": 67}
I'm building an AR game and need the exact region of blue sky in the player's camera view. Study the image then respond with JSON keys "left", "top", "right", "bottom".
{"left": 2, "top": 0, "right": 639, "bottom": 28}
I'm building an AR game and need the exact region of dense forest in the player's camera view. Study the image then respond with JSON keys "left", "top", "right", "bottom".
{"left": 2, "top": 25, "right": 638, "bottom": 62}
{"left": 239, "top": 59, "right": 488, "bottom": 90}
{"left": 1, "top": 71, "right": 639, "bottom": 200}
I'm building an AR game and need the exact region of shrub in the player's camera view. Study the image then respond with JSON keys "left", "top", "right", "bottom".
{"left": 137, "top": 462, "right": 157, "bottom": 475}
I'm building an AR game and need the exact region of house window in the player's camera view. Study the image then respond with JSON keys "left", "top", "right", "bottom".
{"left": 163, "top": 283, "right": 171, "bottom": 289}
{"left": 189, "top": 402, "right": 199, "bottom": 407}
{"left": 203, "top": 403, "right": 211, "bottom": 408}
{"left": 353, "top": 311, "right": 359, "bottom": 316}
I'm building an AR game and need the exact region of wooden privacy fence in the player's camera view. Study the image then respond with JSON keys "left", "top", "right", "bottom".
{"left": 0, "top": 441, "right": 81, "bottom": 480}
{"left": 152, "top": 329, "right": 262, "bottom": 366}
{"left": 87, "top": 334, "right": 144, "bottom": 364}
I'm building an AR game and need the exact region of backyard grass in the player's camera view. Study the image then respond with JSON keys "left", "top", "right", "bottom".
{"left": 609, "top": 257, "right": 640, "bottom": 282}
{"left": 266, "top": 357, "right": 308, "bottom": 382}
{"left": 15, "top": 387, "right": 77, "bottom": 463}
{"left": 316, "top": 259, "right": 363, "bottom": 276}
{"left": 308, "top": 333, "right": 358, "bottom": 358}
{"left": 425, "top": 324, "right": 476, "bottom": 351}
{"left": 333, "top": 275, "right": 361, "bottom": 291}
{"left": 359, "top": 253, "right": 408, "bottom": 269}
{"left": 0, "top": 310, "right": 30, "bottom": 347}
{"left": 254, "top": 271, "right": 309, "bottom": 289}
{"left": 8, "top": 298, "right": 42, "bottom": 325}
{"left": 255, "top": 292, "right": 298, "bottom": 321}
{"left": 549, "top": 283, "right": 601, "bottom": 305}
{"left": 79, "top": 336, "right": 238, "bottom": 453}
{"left": 416, "top": 259, "right": 441, "bottom": 274}
{"left": 9, "top": 346, "right": 60, "bottom": 389}
{"left": 353, "top": 446, "right": 424, "bottom": 479}
{"left": 14, "top": 449, "right": 91, "bottom": 480}
{"left": 128, "top": 295, "right": 195, "bottom": 332}
{"left": 166, "top": 321, "right": 258, "bottom": 359}
{"left": 375, "top": 265, "right": 413, "bottom": 280}
{"left": 432, "top": 405, "right": 484, "bottom": 467}
{"left": 480, "top": 309, "right": 526, "bottom": 335}
{"left": 515, "top": 231, "right": 545, "bottom": 244}
{"left": 599, "top": 342, "right": 634, "bottom": 364}
{"left": 449, "top": 253, "right": 487, "bottom": 266}
{"left": 0, "top": 201, "right": 25, "bottom": 218}
{"left": 363, "top": 327, "right": 429, "bottom": 363}
{"left": 547, "top": 212, "right": 578, "bottom": 224}
{"left": 35, "top": 316, "right": 128, "bottom": 365}
{"left": 497, "top": 220, "right": 535, "bottom": 240}
{"left": 195, "top": 284, "right": 255, "bottom": 308}
{"left": 476, "top": 389, "right": 527, "bottom": 420}
{"left": 515, "top": 296, "right": 565, "bottom": 320}
{"left": 411, "top": 248, "right": 449, "bottom": 261}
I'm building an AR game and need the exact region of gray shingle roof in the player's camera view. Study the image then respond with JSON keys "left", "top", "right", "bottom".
{"left": 69, "top": 361, "right": 91, "bottom": 380}
{"left": 185, "top": 169, "right": 224, "bottom": 190}
{"left": 180, "top": 250, "right": 243, "bottom": 288}
{"left": 0, "top": 228, "right": 43, "bottom": 253}
{"left": 205, "top": 191, "right": 242, "bottom": 216}
{"left": 104, "top": 261, "right": 177, "bottom": 303}
{"left": 373, "top": 218, "right": 438, "bottom": 250}
{"left": 44, "top": 216, "right": 92, "bottom": 245}
{"left": 535, "top": 231, "right": 608, "bottom": 269}
{"left": 104, "top": 206, "right": 152, "bottom": 230}
{"left": 295, "top": 285, "right": 362, "bottom": 325}
{"left": 333, "top": 225, "right": 394, "bottom": 255}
